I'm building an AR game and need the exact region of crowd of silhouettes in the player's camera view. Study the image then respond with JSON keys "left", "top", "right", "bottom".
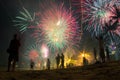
{"left": 6, "top": 34, "right": 111, "bottom": 71}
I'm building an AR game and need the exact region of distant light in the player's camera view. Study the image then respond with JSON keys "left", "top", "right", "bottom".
{"left": 112, "top": 51, "right": 115, "bottom": 55}
{"left": 82, "top": 51, "right": 85, "bottom": 57}
{"left": 82, "top": 54, "right": 85, "bottom": 57}
{"left": 110, "top": 43, "right": 116, "bottom": 51}
{"left": 41, "top": 44, "right": 49, "bottom": 58}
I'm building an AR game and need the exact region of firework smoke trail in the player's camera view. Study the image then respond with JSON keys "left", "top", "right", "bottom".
{"left": 13, "top": 8, "right": 36, "bottom": 33}
{"left": 33, "top": 1, "right": 81, "bottom": 51}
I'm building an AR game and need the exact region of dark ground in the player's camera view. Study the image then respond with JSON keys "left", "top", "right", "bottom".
{"left": 0, "top": 61, "right": 120, "bottom": 80}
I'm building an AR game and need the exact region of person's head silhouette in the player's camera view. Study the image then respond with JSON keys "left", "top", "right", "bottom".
{"left": 14, "top": 34, "right": 17, "bottom": 38}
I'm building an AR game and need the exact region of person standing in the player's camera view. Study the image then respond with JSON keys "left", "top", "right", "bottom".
{"left": 7, "top": 34, "right": 21, "bottom": 72}
{"left": 93, "top": 48, "right": 97, "bottom": 61}
{"left": 56, "top": 54, "right": 60, "bottom": 69}
{"left": 30, "top": 59, "right": 35, "bottom": 70}
{"left": 60, "top": 53, "right": 64, "bottom": 68}
{"left": 105, "top": 46, "right": 110, "bottom": 61}
{"left": 47, "top": 58, "right": 51, "bottom": 70}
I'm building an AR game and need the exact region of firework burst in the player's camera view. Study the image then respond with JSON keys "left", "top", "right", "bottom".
{"left": 107, "top": 1, "right": 120, "bottom": 36}
{"left": 83, "top": 0, "right": 114, "bottom": 36}
{"left": 73, "top": 0, "right": 119, "bottom": 36}
{"left": 24, "top": 44, "right": 40, "bottom": 61}
{"left": 13, "top": 8, "right": 36, "bottom": 33}
{"left": 33, "top": 2, "right": 81, "bottom": 51}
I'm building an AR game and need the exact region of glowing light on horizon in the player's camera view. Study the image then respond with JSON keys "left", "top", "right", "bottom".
{"left": 77, "top": 51, "right": 94, "bottom": 66}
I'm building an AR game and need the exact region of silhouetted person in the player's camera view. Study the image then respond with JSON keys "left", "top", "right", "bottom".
{"left": 83, "top": 57, "right": 88, "bottom": 66}
{"left": 7, "top": 34, "right": 21, "bottom": 72}
{"left": 47, "top": 58, "right": 51, "bottom": 70}
{"left": 105, "top": 46, "right": 110, "bottom": 61}
{"left": 98, "top": 36, "right": 105, "bottom": 63}
{"left": 56, "top": 54, "right": 60, "bottom": 69}
{"left": 60, "top": 53, "right": 64, "bottom": 68}
{"left": 30, "top": 59, "right": 35, "bottom": 70}
{"left": 93, "top": 48, "right": 97, "bottom": 61}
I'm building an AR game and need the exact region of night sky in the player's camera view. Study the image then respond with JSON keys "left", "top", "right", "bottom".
{"left": 0, "top": 0, "right": 71, "bottom": 51}
{"left": 0, "top": 0, "right": 69, "bottom": 65}
{"left": 0, "top": 0, "right": 40, "bottom": 66}
{"left": 0, "top": 0, "right": 97, "bottom": 67}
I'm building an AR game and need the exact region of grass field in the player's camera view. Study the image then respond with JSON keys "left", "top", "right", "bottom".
{"left": 0, "top": 61, "right": 120, "bottom": 80}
